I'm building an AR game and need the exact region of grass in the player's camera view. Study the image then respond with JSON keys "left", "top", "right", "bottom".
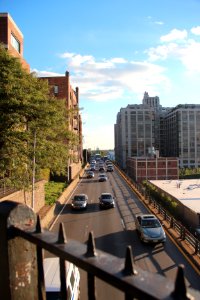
{"left": 45, "top": 181, "right": 68, "bottom": 205}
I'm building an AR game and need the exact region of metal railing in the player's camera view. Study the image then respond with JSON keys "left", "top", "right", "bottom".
{"left": 115, "top": 166, "right": 200, "bottom": 260}
{"left": 0, "top": 200, "right": 200, "bottom": 300}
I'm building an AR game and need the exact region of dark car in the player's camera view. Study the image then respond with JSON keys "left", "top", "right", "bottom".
{"left": 135, "top": 214, "right": 166, "bottom": 243}
{"left": 99, "top": 193, "right": 115, "bottom": 209}
{"left": 71, "top": 194, "right": 88, "bottom": 210}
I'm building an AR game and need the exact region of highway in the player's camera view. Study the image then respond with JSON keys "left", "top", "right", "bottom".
{"left": 50, "top": 165, "right": 200, "bottom": 299}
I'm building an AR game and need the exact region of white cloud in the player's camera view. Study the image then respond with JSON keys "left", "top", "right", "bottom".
{"left": 32, "top": 69, "right": 63, "bottom": 77}
{"left": 191, "top": 26, "right": 200, "bottom": 35}
{"left": 58, "top": 52, "right": 169, "bottom": 102}
{"left": 160, "top": 29, "right": 188, "bottom": 42}
{"left": 154, "top": 21, "right": 164, "bottom": 25}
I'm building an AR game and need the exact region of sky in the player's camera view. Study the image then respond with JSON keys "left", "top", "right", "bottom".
{"left": 1, "top": 1, "right": 200, "bottom": 150}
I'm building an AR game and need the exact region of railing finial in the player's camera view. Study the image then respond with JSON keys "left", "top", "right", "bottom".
{"left": 171, "top": 264, "right": 192, "bottom": 300}
{"left": 57, "top": 223, "right": 67, "bottom": 244}
{"left": 85, "top": 231, "right": 96, "bottom": 257}
{"left": 35, "top": 214, "right": 42, "bottom": 233}
{"left": 124, "top": 246, "right": 138, "bottom": 275}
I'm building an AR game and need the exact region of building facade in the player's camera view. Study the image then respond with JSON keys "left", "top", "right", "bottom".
{"left": 40, "top": 72, "right": 83, "bottom": 180}
{"left": 164, "top": 104, "right": 200, "bottom": 168}
{"left": 127, "top": 157, "right": 178, "bottom": 183}
{"left": 115, "top": 92, "right": 164, "bottom": 169}
{"left": 115, "top": 92, "right": 200, "bottom": 170}
{"left": 0, "top": 13, "right": 30, "bottom": 72}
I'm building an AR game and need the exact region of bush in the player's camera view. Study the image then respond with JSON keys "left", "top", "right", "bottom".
{"left": 45, "top": 181, "right": 68, "bottom": 205}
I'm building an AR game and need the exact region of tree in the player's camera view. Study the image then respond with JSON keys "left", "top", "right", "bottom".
{"left": 0, "top": 44, "right": 78, "bottom": 193}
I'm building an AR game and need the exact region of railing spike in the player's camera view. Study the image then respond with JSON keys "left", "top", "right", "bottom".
{"left": 57, "top": 223, "right": 67, "bottom": 244}
{"left": 85, "top": 231, "right": 96, "bottom": 257}
{"left": 171, "top": 264, "right": 192, "bottom": 300}
{"left": 124, "top": 246, "right": 138, "bottom": 276}
{"left": 35, "top": 214, "right": 42, "bottom": 233}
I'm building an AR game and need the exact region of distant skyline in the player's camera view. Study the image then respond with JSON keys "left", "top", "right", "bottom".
{"left": 1, "top": 0, "right": 200, "bottom": 150}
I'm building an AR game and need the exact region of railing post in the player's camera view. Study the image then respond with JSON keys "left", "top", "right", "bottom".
{"left": 0, "top": 200, "right": 45, "bottom": 300}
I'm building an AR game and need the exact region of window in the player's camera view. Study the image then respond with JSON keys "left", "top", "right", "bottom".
{"left": 54, "top": 85, "right": 58, "bottom": 94}
{"left": 11, "top": 33, "right": 20, "bottom": 53}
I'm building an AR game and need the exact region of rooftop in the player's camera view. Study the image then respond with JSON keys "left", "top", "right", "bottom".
{"left": 149, "top": 179, "right": 200, "bottom": 214}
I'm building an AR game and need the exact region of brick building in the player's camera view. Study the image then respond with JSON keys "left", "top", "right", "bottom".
{"left": 127, "top": 156, "right": 179, "bottom": 183}
{"left": 0, "top": 13, "right": 30, "bottom": 72}
{"left": 39, "top": 72, "right": 83, "bottom": 180}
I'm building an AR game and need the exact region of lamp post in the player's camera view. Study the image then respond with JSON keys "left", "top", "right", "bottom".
{"left": 31, "top": 130, "right": 36, "bottom": 210}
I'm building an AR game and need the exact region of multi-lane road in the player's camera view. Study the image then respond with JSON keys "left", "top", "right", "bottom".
{"left": 49, "top": 165, "right": 200, "bottom": 299}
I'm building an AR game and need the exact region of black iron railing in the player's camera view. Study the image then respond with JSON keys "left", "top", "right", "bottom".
{"left": 0, "top": 200, "right": 200, "bottom": 300}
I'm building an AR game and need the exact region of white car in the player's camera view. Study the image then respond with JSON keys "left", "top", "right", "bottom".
{"left": 44, "top": 257, "right": 80, "bottom": 300}
{"left": 135, "top": 214, "right": 166, "bottom": 243}
{"left": 71, "top": 194, "right": 88, "bottom": 210}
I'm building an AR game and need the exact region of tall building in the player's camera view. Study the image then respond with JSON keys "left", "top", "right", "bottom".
{"left": 115, "top": 92, "right": 200, "bottom": 170}
{"left": 114, "top": 92, "right": 162, "bottom": 169}
{"left": 164, "top": 104, "right": 200, "bottom": 168}
{"left": 39, "top": 72, "right": 83, "bottom": 180}
{"left": 0, "top": 13, "right": 30, "bottom": 72}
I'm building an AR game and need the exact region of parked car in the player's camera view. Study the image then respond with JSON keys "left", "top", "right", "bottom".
{"left": 135, "top": 214, "right": 166, "bottom": 243}
{"left": 44, "top": 257, "right": 80, "bottom": 300}
{"left": 98, "top": 174, "right": 108, "bottom": 182}
{"left": 71, "top": 194, "right": 88, "bottom": 210}
{"left": 99, "top": 193, "right": 115, "bottom": 209}
{"left": 87, "top": 171, "right": 95, "bottom": 178}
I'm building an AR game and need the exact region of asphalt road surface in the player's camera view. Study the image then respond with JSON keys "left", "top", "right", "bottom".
{"left": 49, "top": 166, "right": 200, "bottom": 299}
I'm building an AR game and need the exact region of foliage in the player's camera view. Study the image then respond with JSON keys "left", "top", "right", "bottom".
{"left": 0, "top": 44, "right": 78, "bottom": 191}
{"left": 45, "top": 181, "right": 67, "bottom": 205}
{"left": 143, "top": 181, "right": 178, "bottom": 216}
{"left": 179, "top": 167, "right": 200, "bottom": 179}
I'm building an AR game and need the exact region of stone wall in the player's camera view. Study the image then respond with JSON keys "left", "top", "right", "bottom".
{"left": 0, "top": 180, "right": 46, "bottom": 213}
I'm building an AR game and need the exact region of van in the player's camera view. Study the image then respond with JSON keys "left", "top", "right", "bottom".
{"left": 44, "top": 257, "right": 80, "bottom": 300}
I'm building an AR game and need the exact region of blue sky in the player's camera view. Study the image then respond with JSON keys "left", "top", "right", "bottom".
{"left": 1, "top": 1, "right": 200, "bottom": 150}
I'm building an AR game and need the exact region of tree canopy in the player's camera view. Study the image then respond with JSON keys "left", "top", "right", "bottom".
{"left": 0, "top": 44, "right": 78, "bottom": 190}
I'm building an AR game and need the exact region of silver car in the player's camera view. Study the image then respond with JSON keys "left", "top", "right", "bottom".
{"left": 135, "top": 214, "right": 166, "bottom": 243}
{"left": 71, "top": 194, "right": 88, "bottom": 210}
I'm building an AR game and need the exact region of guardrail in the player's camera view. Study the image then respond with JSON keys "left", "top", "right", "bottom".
{"left": 0, "top": 200, "right": 200, "bottom": 299}
{"left": 115, "top": 165, "right": 200, "bottom": 265}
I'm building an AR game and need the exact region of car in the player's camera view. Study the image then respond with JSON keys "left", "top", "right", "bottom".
{"left": 107, "top": 165, "right": 114, "bottom": 172}
{"left": 135, "top": 214, "right": 166, "bottom": 243}
{"left": 71, "top": 194, "right": 88, "bottom": 210}
{"left": 90, "top": 165, "right": 96, "bottom": 171}
{"left": 99, "top": 193, "right": 115, "bottom": 209}
{"left": 44, "top": 257, "right": 80, "bottom": 300}
{"left": 98, "top": 174, "right": 108, "bottom": 182}
{"left": 87, "top": 170, "right": 95, "bottom": 178}
{"left": 99, "top": 166, "right": 105, "bottom": 172}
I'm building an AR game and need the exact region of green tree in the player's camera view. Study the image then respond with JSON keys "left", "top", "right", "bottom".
{"left": 0, "top": 44, "right": 78, "bottom": 192}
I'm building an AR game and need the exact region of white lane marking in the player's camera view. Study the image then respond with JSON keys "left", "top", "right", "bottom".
{"left": 121, "top": 218, "right": 125, "bottom": 230}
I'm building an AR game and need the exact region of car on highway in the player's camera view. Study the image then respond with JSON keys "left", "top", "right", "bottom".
{"left": 135, "top": 214, "right": 166, "bottom": 243}
{"left": 106, "top": 165, "right": 114, "bottom": 172}
{"left": 86, "top": 171, "right": 95, "bottom": 178}
{"left": 99, "top": 193, "right": 115, "bottom": 209}
{"left": 98, "top": 174, "right": 108, "bottom": 182}
{"left": 71, "top": 194, "right": 88, "bottom": 210}
{"left": 44, "top": 257, "right": 80, "bottom": 300}
{"left": 99, "top": 166, "right": 105, "bottom": 172}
